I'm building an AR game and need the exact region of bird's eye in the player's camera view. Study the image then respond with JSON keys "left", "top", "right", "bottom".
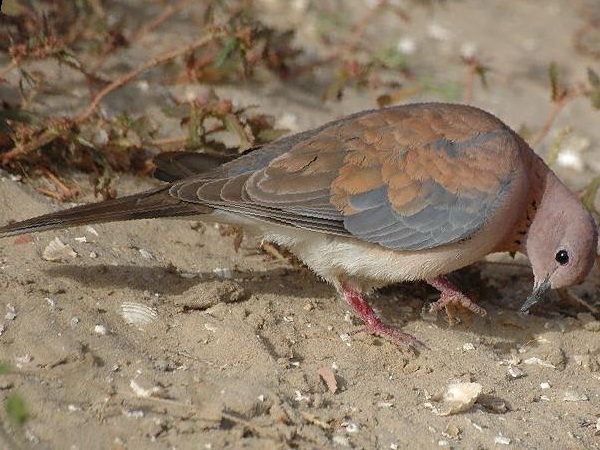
{"left": 555, "top": 249, "right": 569, "bottom": 265}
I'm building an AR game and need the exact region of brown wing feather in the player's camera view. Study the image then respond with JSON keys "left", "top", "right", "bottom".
{"left": 168, "top": 103, "right": 522, "bottom": 250}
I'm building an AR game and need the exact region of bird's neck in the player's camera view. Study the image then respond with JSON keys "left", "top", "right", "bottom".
{"left": 494, "top": 152, "right": 549, "bottom": 255}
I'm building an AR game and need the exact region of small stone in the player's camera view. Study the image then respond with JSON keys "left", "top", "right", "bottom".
{"left": 345, "top": 422, "right": 359, "bottom": 433}
{"left": 130, "top": 379, "right": 164, "bottom": 398}
{"left": 70, "top": 317, "right": 80, "bottom": 328}
{"left": 332, "top": 435, "right": 350, "bottom": 447}
{"left": 507, "top": 365, "right": 525, "bottom": 379}
{"left": 494, "top": 435, "right": 511, "bottom": 445}
{"left": 213, "top": 267, "right": 233, "bottom": 279}
{"left": 42, "top": 237, "right": 77, "bottom": 261}
{"left": 442, "top": 423, "right": 460, "bottom": 438}
{"left": 5, "top": 304, "right": 16, "bottom": 321}
{"left": 176, "top": 281, "right": 246, "bottom": 310}
{"left": 138, "top": 248, "right": 154, "bottom": 259}
{"left": 540, "top": 382, "right": 551, "bottom": 389}
{"left": 563, "top": 390, "right": 588, "bottom": 402}
{"left": 523, "top": 357, "right": 556, "bottom": 369}
{"left": 462, "top": 343, "right": 476, "bottom": 351}
{"left": 94, "top": 324, "right": 108, "bottom": 335}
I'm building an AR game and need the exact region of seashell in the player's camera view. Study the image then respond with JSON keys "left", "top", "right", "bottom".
{"left": 425, "top": 382, "right": 482, "bottom": 416}
{"left": 42, "top": 237, "right": 77, "bottom": 261}
{"left": 120, "top": 302, "right": 157, "bottom": 325}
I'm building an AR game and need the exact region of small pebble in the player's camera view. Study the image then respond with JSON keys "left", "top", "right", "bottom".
{"left": 94, "top": 324, "right": 108, "bottom": 335}
{"left": 540, "top": 382, "right": 551, "bottom": 389}
{"left": 5, "top": 304, "right": 16, "bottom": 321}
{"left": 563, "top": 390, "right": 588, "bottom": 402}
{"left": 332, "top": 435, "right": 350, "bottom": 447}
{"left": 213, "top": 267, "right": 233, "bottom": 279}
{"left": 507, "top": 366, "right": 525, "bottom": 379}
{"left": 345, "top": 422, "right": 359, "bottom": 433}
{"left": 494, "top": 435, "right": 511, "bottom": 445}
{"left": 130, "top": 379, "right": 164, "bottom": 398}
{"left": 138, "top": 248, "right": 154, "bottom": 259}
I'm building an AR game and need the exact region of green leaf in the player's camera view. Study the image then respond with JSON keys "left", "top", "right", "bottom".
{"left": 5, "top": 394, "right": 28, "bottom": 426}
{"left": 214, "top": 39, "right": 240, "bottom": 67}
{"left": 475, "top": 65, "right": 489, "bottom": 89}
{"left": 581, "top": 175, "right": 600, "bottom": 214}
{"left": 0, "top": 109, "right": 40, "bottom": 125}
{"left": 587, "top": 67, "right": 600, "bottom": 87}
{"left": 0, "top": 362, "right": 10, "bottom": 374}
{"left": 549, "top": 62, "right": 560, "bottom": 102}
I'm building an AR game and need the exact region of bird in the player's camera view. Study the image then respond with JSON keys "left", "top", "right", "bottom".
{"left": 0, "top": 103, "right": 597, "bottom": 349}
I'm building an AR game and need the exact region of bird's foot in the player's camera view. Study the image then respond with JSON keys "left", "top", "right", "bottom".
{"left": 427, "top": 275, "right": 487, "bottom": 325}
{"left": 341, "top": 284, "right": 426, "bottom": 350}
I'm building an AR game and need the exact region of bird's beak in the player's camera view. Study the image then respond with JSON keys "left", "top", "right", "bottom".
{"left": 520, "top": 277, "right": 551, "bottom": 313}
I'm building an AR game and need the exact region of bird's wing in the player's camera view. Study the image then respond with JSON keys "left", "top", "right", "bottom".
{"left": 170, "top": 103, "right": 523, "bottom": 250}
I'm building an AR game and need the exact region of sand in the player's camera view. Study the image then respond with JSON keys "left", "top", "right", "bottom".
{"left": 0, "top": 1, "right": 599, "bottom": 448}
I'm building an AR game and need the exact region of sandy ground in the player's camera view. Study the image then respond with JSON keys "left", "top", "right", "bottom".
{"left": 1, "top": 1, "right": 600, "bottom": 449}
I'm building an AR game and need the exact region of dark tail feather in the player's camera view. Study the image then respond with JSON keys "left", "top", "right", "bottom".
{"left": 152, "top": 151, "right": 234, "bottom": 182}
{"left": 0, "top": 187, "right": 209, "bottom": 237}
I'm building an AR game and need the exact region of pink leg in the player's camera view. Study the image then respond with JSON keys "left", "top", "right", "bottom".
{"left": 341, "top": 283, "right": 426, "bottom": 350}
{"left": 427, "top": 275, "right": 487, "bottom": 324}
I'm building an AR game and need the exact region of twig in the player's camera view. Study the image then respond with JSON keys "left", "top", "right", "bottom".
{"left": 77, "top": 34, "right": 216, "bottom": 123}
{"left": 129, "top": 0, "right": 196, "bottom": 43}
{"left": 147, "top": 135, "right": 188, "bottom": 147}
{"left": 340, "top": 0, "right": 388, "bottom": 55}
{"left": 91, "top": 0, "right": 196, "bottom": 73}
{"left": 0, "top": 60, "right": 19, "bottom": 79}
{"left": 529, "top": 87, "right": 586, "bottom": 147}
{"left": 1, "top": 34, "right": 216, "bottom": 165}
{"left": 557, "top": 288, "right": 599, "bottom": 315}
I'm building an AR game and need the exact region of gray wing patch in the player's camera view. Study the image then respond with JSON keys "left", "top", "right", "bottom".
{"left": 343, "top": 177, "right": 513, "bottom": 250}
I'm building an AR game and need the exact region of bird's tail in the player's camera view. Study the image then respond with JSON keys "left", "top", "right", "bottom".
{"left": 0, "top": 187, "right": 208, "bottom": 238}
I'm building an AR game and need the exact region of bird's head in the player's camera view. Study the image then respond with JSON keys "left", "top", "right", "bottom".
{"left": 521, "top": 174, "right": 598, "bottom": 312}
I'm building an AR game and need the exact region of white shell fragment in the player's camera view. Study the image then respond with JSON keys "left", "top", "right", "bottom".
{"left": 120, "top": 302, "right": 157, "bottom": 325}
{"left": 5, "top": 304, "right": 16, "bottom": 321}
{"left": 213, "top": 267, "right": 233, "bottom": 279}
{"left": 507, "top": 365, "right": 525, "bottom": 379}
{"left": 94, "top": 324, "right": 108, "bottom": 335}
{"left": 494, "top": 435, "right": 511, "bottom": 445}
{"left": 129, "top": 379, "right": 164, "bottom": 398}
{"left": 42, "top": 237, "right": 78, "bottom": 261}
{"left": 562, "top": 390, "right": 588, "bottom": 402}
{"left": 138, "top": 248, "right": 154, "bottom": 259}
{"left": 523, "top": 357, "right": 556, "bottom": 369}
{"left": 425, "top": 382, "right": 482, "bottom": 416}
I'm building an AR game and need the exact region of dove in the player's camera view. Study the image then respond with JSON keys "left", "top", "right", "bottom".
{"left": 0, "top": 103, "right": 597, "bottom": 348}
